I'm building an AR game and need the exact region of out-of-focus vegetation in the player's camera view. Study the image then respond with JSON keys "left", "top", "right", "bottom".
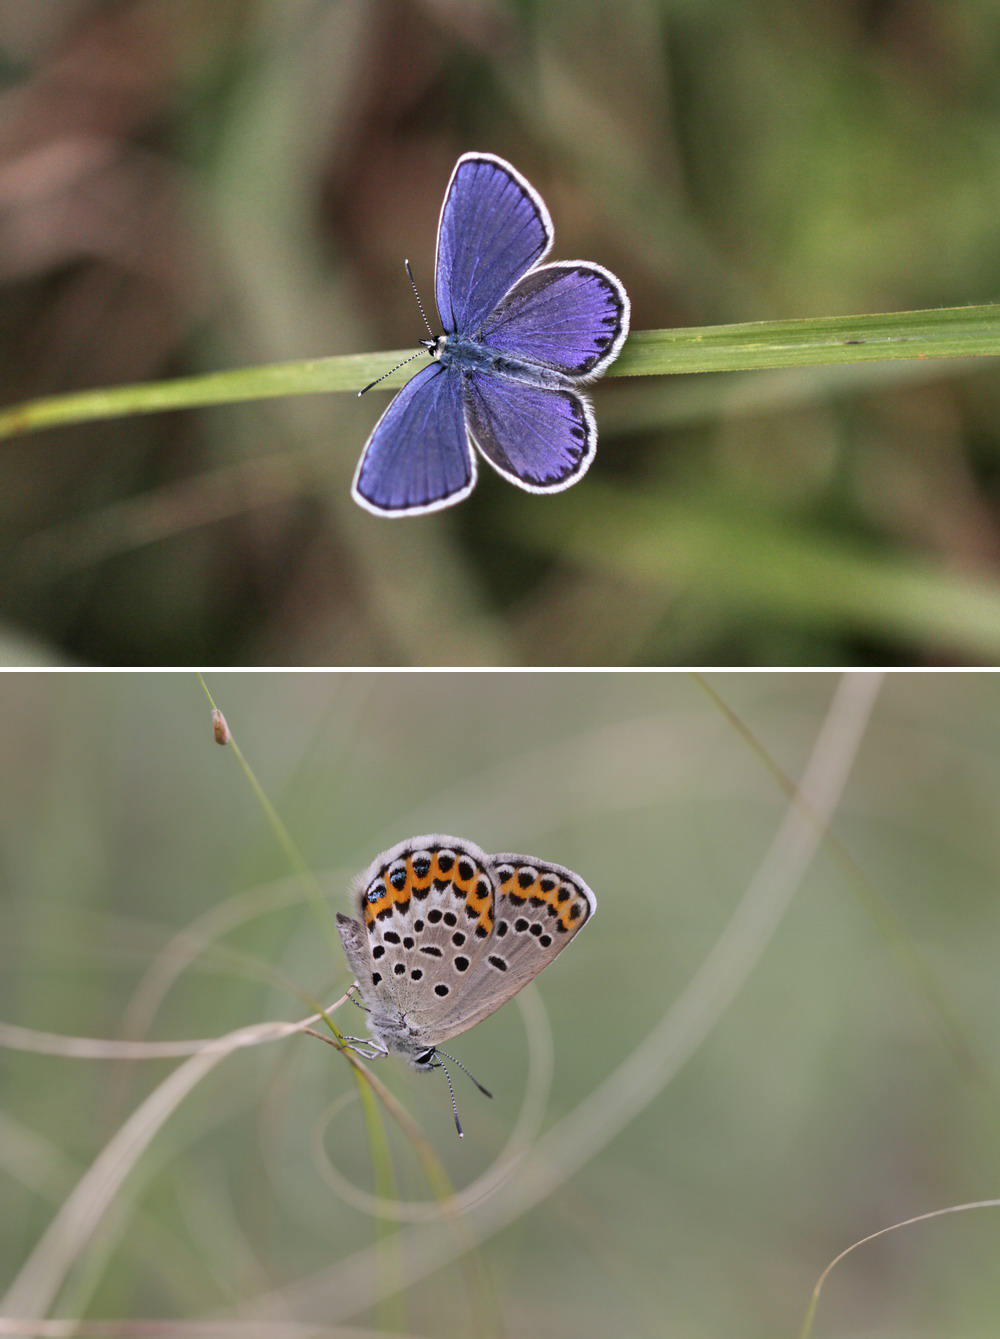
{"left": 3, "top": 672, "right": 1000, "bottom": 1337}
{"left": 3, "top": 2, "right": 1000, "bottom": 665}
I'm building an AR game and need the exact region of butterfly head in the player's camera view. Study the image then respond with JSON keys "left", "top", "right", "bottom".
{"left": 420, "top": 335, "right": 446, "bottom": 359}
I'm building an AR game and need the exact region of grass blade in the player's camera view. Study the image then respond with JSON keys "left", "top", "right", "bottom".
{"left": 1, "top": 305, "right": 998, "bottom": 440}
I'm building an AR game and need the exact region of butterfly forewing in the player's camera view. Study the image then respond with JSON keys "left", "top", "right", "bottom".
{"left": 352, "top": 363, "right": 475, "bottom": 517}
{"left": 435, "top": 153, "right": 553, "bottom": 337}
{"left": 343, "top": 835, "right": 499, "bottom": 1023}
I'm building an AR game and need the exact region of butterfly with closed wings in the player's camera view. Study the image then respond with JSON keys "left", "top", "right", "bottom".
{"left": 337, "top": 834, "right": 596, "bottom": 1134}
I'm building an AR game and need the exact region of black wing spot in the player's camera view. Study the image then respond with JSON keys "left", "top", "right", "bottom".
{"left": 477, "top": 877, "right": 491, "bottom": 898}
{"left": 384, "top": 931, "right": 401, "bottom": 945}
{"left": 390, "top": 868, "right": 407, "bottom": 891}
{"left": 372, "top": 945, "right": 385, "bottom": 960}
{"left": 539, "top": 933, "right": 552, "bottom": 947}
{"left": 412, "top": 855, "right": 431, "bottom": 878}
{"left": 428, "top": 909, "right": 442, "bottom": 924}
{"left": 452, "top": 931, "right": 466, "bottom": 946}
{"left": 372, "top": 972, "right": 382, "bottom": 985}
{"left": 435, "top": 983, "right": 450, "bottom": 998}
{"left": 517, "top": 870, "right": 534, "bottom": 889}
{"left": 411, "top": 968, "right": 423, "bottom": 981}
{"left": 414, "top": 919, "right": 424, "bottom": 932}
{"left": 437, "top": 853, "right": 455, "bottom": 874}
{"left": 421, "top": 945, "right": 443, "bottom": 958}
{"left": 443, "top": 911, "right": 457, "bottom": 927}
{"left": 393, "top": 963, "right": 405, "bottom": 976}
{"left": 458, "top": 858, "right": 475, "bottom": 881}
{"left": 496, "top": 921, "right": 508, "bottom": 937}
{"left": 488, "top": 955, "right": 508, "bottom": 972}
{"left": 530, "top": 923, "right": 542, "bottom": 936}
{"left": 455, "top": 956, "right": 470, "bottom": 971}
{"left": 514, "top": 918, "right": 529, "bottom": 933}
{"left": 403, "top": 936, "right": 414, "bottom": 949}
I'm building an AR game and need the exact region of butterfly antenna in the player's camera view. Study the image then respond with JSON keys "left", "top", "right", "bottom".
{"left": 435, "top": 1055, "right": 464, "bottom": 1138}
{"left": 405, "top": 259, "right": 435, "bottom": 340}
{"left": 356, "top": 348, "right": 425, "bottom": 397}
{"left": 435, "top": 1048, "right": 493, "bottom": 1100}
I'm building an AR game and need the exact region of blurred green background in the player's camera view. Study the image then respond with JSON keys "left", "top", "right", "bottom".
{"left": 3, "top": 2, "right": 1000, "bottom": 665}
{"left": 3, "top": 670, "right": 1000, "bottom": 1337}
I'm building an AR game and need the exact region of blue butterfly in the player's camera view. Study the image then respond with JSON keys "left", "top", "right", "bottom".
{"left": 352, "top": 152, "right": 630, "bottom": 517}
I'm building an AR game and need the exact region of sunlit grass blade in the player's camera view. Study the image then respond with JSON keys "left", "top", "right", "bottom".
{"left": 1, "top": 305, "right": 999, "bottom": 440}
{"left": 799, "top": 1200, "right": 1000, "bottom": 1339}
{"left": 614, "top": 303, "right": 1000, "bottom": 375}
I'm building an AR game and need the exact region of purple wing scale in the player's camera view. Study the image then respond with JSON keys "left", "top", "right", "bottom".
{"left": 435, "top": 153, "right": 553, "bottom": 337}
{"left": 464, "top": 374, "right": 596, "bottom": 493}
{"left": 480, "top": 261, "right": 630, "bottom": 379}
{"left": 352, "top": 363, "right": 475, "bottom": 517}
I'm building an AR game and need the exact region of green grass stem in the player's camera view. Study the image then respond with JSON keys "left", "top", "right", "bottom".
{"left": 2, "top": 305, "right": 998, "bottom": 440}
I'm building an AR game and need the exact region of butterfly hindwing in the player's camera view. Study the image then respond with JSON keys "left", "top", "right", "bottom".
{"left": 419, "top": 851, "right": 597, "bottom": 1045}
{"left": 352, "top": 363, "right": 474, "bottom": 517}
{"left": 480, "top": 261, "right": 630, "bottom": 380}
{"left": 464, "top": 373, "right": 596, "bottom": 492}
{"left": 435, "top": 152, "right": 553, "bottom": 338}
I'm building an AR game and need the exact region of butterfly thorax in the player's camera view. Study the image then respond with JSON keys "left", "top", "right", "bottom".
{"left": 431, "top": 334, "right": 576, "bottom": 390}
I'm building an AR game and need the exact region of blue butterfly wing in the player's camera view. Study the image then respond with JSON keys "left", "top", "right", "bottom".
{"left": 352, "top": 363, "right": 475, "bottom": 516}
{"left": 480, "top": 261, "right": 630, "bottom": 379}
{"left": 463, "top": 374, "right": 595, "bottom": 493}
{"left": 435, "top": 153, "right": 553, "bottom": 337}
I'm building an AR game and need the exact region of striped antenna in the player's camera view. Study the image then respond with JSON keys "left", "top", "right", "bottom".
{"left": 356, "top": 348, "right": 425, "bottom": 398}
{"left": 436, "top": 1054, "right": 464, "bottom": 1137}
{"left": 405, "top": 259, "right": 435, "bottom": 339}
{"left": 436, "top": 1047, "right": 493, "bottom": 1099}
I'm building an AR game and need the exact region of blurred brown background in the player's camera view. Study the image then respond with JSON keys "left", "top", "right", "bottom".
{"left": 3, "top": 2, "right": 1000, "bottom": 665}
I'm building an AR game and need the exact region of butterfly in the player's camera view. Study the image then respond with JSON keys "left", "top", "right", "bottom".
{"left": 336, "top": 834, "right": 596, "bottom": 1132}
{"left": 352, "top": 152, "right": 630, "bottom": 516}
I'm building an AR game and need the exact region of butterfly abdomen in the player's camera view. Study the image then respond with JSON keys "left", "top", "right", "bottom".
{"left": 439, "top": 335, "right": 576, "bottom": 390}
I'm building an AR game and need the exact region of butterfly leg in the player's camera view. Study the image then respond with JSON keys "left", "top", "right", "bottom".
{"left": 339, "top": 1035, "right": 388, "bottom": 1061}
{"left": 346, "top": 983, "right": 371, "bottom": 1013}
